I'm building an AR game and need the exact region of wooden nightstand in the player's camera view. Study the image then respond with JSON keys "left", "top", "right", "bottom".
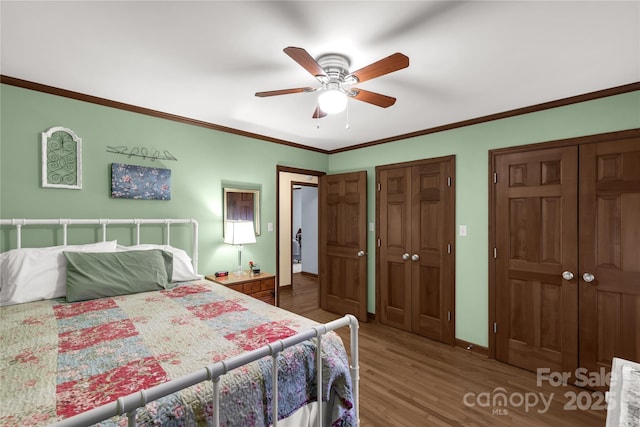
{"left": 206, "top": 272, "right": 276, "bottom": 305}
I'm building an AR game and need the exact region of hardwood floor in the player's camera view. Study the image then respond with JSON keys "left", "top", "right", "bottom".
{"left": 279, "top": 274, "right": 608, "bottom": 427}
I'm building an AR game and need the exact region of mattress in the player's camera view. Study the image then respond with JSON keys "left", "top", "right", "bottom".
{"left": 0, "top": 280, "right": 354, "bottom": 426}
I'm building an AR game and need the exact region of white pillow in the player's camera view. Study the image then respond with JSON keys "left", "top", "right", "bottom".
{"left": 0, "top": 240, "right": 118, "bottom": 306}
{"left": 116, "top": 244, "right": 201, "bottom": 282}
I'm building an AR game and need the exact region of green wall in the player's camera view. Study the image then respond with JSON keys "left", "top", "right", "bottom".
{"left": 328, "top": 90, "right": 640, "bottom": 346}
{"left": 2, "top": 83, "right": 638, "bottom": 348}
{"left": 0, "top": 84, "right": 328, "bottom": 275}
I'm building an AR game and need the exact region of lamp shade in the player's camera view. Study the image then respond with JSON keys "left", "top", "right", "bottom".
{"left": 224, "top": 220, "right": 256, "bottom": 245}
{"left": 318, "top": 89, "right": 347, "bottom": 114}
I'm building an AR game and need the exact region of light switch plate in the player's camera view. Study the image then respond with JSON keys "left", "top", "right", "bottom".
{"left": 459, "top": 225, "right": 467, "bottom": 237}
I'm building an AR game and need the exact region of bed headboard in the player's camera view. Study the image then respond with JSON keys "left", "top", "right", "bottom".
{"left": 0, "top": 218, "right": 199, "bottom": 271}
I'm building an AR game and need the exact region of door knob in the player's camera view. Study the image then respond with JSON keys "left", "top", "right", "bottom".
{"left": 562, "top": 271, "right": 574, "bottom": 280}
{"left": 357, "top": 250, "right": 366, "bottom": 257}
{"left": 582, "top": 272, "right": 595, "bottom": 283}
{"left": 411, "top": 254, "right": 420, "bottom": 261}
{"left": 402, "top": 253, "right": 410, "bottom": 260}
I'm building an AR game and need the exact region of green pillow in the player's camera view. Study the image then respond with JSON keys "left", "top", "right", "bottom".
{"left": 64, "top": 249, "right": 173, "bottom": 302}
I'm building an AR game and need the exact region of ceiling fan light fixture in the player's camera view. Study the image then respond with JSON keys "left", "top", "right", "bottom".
{"left": 256, "top": 47, "right": 409, "bottom": 118}
{"left": 318, "top": 89, "right": 347, "bottom": 114}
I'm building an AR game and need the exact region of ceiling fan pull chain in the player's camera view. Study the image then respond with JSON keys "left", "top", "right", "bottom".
{"left": 345, "top": 100, "right": 350, "bottom": 130}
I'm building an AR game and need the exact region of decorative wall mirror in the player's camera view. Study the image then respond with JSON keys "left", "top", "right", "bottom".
{"left": 223, "top": 188, "right": 260, "bottom": 235}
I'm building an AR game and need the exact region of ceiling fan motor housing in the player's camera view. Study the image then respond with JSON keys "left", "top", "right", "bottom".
{"left": 316, "top": 54, "right": 352, "bottom": 82}
{"left": 316, "top": 53, "right": 359, "bottom": 97}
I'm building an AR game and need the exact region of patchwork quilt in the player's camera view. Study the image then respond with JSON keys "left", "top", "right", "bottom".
{"left": 0, "top": 281, "right": 354, "bottom": 426}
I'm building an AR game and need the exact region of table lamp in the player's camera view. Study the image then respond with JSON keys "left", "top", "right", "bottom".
{"left": 224, "top": 220, "right": 256, "bottom": 276}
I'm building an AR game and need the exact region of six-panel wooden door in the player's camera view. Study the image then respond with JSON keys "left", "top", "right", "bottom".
{"left": 578, "top": 138, "right": 640, "bottom": 377}
{"left": 494, "top": 146, "right": 579, "bottom": 374}
{"left": 319, "top": 171, "right": 368, "bottom": 322}
{"left": 494, "top": 134, "right": 640, "bottom": 381}
{"left": 377, "top": 156, "right": 455, "bottom": 344}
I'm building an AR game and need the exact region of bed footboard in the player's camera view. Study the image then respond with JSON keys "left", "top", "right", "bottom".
{"left": 48, "top": 315, "right": 360, "bottom": 427}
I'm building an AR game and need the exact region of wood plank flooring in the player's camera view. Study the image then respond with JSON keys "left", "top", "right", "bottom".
{"left": 279, "top": 274, "right": 608, "bottom": 427}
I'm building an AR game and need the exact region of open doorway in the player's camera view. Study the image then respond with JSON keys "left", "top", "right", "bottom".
{"left": 277, "top": 166, "right": 369, "bottom": 320}
{"left": 292, "top": 184, "right": 318, "bottom": 277}
{"left": 276, "top": 166, "right": 323, "bottom": 302}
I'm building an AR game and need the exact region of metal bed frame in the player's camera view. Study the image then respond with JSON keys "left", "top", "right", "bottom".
{"left": 0, "top": 218, "right": 199, "bottom": 271}
{"left": 0, "top": 218, "right": 360, "bottom": 427}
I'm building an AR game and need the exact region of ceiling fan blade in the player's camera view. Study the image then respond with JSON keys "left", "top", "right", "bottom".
{"left": 312, "top": 106, "right": 327, "bottom": 119}
{"left": 351, "top": 89, "right": 397, "bottom": 108}
{"left": 284, "top": 46, "right": 328, "bottom": 79}
{"left": 347, "top": 52, "right": 409, "bottom": 84}
{"left": 255, "top": 87, "right": 314, "bottom": 97}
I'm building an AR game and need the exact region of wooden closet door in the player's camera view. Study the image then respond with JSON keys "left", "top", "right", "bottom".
{"left": 377, "top": 157, "right": 455, "bottom": 344}
{"left": 410, "top": 161, "right": 455, "bottom": 344}
{"left": 378, "top": 167, "right": 412, "bottom": 330}
{"left": 579, "top": 138, "right": 640, "bottom": 379}
{"left": 495, "top": 147, "right": 579, "bottom": 374}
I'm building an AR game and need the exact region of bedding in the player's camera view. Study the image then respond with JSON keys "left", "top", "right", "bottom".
{"left": 619, "top": 365, "right": 640, "bottom": 426}
{"left": 0, "top": 279, "right": 354, "bottom": 426}
{"left": 607, "top": 357, "right": 640, "bottom": 427}
{"left": 64, "top": 249, "right": 174, "bottom": 302}
{"left": 116, "top": 244, "right": 202, "bottom": 282}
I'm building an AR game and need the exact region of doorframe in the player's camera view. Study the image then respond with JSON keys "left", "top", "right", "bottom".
{"left": 275, "top": 165, "right": 325, "bottom": 306}
{"left": 487, "top": 128, "right": 640, "bottom": 359}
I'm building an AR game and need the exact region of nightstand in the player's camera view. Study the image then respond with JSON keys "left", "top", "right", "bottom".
{"left": 206, "top": 272, "right": 276, "bottom": 305}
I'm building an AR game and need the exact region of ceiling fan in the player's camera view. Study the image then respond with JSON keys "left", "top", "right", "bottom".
{"left": 255, "top": 46, "right": 409, "bottom": 119}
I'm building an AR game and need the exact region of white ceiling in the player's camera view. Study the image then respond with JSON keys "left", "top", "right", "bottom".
{"left": 1, "top": 1, "right": 638, "bottom": 152}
